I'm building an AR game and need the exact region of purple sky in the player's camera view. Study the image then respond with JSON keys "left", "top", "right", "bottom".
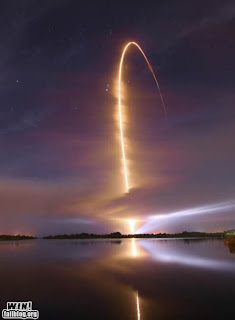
{"left": 0, "top": 0, "right": 234, "bottom": 235}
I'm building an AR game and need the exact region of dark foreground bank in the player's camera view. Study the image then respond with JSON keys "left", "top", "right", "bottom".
{"left": 1, "top": 230, "right": 233, "bottom": 241}
{"left": 0, "top": 235, "right": 36, "bottom": 241}
{"left": 43, "top": 231, "right": 226, "bottom": 239}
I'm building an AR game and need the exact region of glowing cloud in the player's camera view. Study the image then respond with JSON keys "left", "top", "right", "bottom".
{"left": 128, "top": 219, "right": 136, "bottom": 234}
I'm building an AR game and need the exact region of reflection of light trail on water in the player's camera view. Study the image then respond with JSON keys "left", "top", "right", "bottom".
{"left": 118, "top": 42, "right": 167, "bottom": 192}
{"left": 131, "top": 238, "right": 137, "bottom": 257}
{"left": 137, "top": 200, "right": 235, "bottom": 234}
{"left": 139, "top": 240, "right": 235, "bottom": 271}
{"left": 136, "top": 291, "right": 141, "bottom": 320}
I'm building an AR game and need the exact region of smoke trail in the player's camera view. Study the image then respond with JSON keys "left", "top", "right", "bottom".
{"left": 137, "top": 200, "right": 235, "bottom": 233}
{"left": 118, "top": 42, "right": 167, "bottom": 193}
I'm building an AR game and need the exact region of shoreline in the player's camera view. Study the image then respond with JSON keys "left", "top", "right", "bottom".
{"left": 0, "top": 231, "right": 227, "bottom": 241}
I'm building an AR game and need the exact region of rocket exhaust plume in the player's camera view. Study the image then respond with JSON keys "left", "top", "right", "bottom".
{"left": 118, "top": 42, "right": 167, "bottom": 192}
{"left": 128, "top": 219, "right": 136, "bottom": 234}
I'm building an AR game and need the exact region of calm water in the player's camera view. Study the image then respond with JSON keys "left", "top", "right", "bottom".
{"left": 0, "top": 238, "right": 234, "bottom": 319}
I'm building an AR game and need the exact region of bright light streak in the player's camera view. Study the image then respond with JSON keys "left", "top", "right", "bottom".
{"left": 118, "top": 41, "right": 167, "bottom": 192}
{"left": 137, "top": 200, "right": 235, "bottom": 233}
{"left": 128, "top": 219, "right": 136, "bottom": 234}
{"left": 136, "top": 291, "right": 141, "bottom": 320}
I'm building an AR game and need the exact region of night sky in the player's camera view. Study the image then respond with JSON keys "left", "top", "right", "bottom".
{"left": 0, "top": 0, "right": 235, "bottom": 235}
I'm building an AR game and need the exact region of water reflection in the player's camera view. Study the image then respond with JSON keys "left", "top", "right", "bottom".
{"left": 131, "top": 238, "right": 138, "bottom": 257}
{"left": 0, "top": 239, "right": 234, "bottom": 319}
{"left": 129, "top": 238, "right": 235, "bottom": 319}
{"left": 136, "top": 291, "right": 141, "bottom": 320}
{"left": 130, "top": 240, "right": 141, "bottom": 319}
{"left": 139, "top": 239, "right": 235, "bottom": 271}
{"left": 225, "top": 239, "right": 235, "bottom": 253}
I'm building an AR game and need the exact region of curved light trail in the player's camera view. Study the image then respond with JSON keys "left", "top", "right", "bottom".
{"left": 118, "top": 41, "right": 167, "bottom": 192}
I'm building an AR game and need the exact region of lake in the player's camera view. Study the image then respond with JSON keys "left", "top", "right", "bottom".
{"left": 0, "top": 238, "right": 234, "bottom": 319}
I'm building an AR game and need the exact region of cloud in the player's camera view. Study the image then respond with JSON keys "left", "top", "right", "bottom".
{"left": 159, "top": 1, "right": 235, "bottom": 52}
{"left": 102, "top": 115, "right": 235, "bottom": 230}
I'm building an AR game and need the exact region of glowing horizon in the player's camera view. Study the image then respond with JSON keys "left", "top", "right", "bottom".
{"left": 118, "top": 41, "right": 167, "bottom": 193}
